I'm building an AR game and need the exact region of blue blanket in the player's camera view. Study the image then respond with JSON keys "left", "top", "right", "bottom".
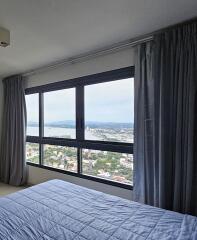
{"left": 0, "top": 179, "right": 196, "bottom": 239}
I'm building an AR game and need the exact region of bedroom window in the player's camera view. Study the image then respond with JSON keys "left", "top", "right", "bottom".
{"left": 25, "top": 67, "right": 134, "bottom": 189}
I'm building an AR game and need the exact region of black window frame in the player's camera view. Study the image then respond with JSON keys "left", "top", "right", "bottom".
{"left": 26, "top": 66, "right": 134, "bottom": 190}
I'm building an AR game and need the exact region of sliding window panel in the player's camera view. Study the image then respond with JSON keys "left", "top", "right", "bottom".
{"left": 84, "top": 78, "right": 134, "bottom": 143}
{"left": 26, "top": 142, "right": 39, "bottom": 164}
{"left": 26, "top": 93, "right": 39, "bottom": 136}
{"left": 82, "top": 149, "right": 133, "bottom": 185}
{"left": 44, "top": 88, "right": 76, "bottom": 138}
{"left": 43, "top": 144, "right": 77, "bottom": 172}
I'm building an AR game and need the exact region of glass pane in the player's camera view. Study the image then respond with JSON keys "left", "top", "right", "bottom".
{"left": 43, "top": 145, "right": 77, "bottom": 172}
{"left": 26, "top": 94, "right": 39, "bottom": 136}
{"left": 82, "top": 149, "right": 133, "bottom": 185}
{"left": 44, "top": 88, "right": 76, "bottom": 138}
{"left": 26, "top": 142, "right": 39, "bottom": 164}
{"left": 85, "top": 78, "right": 134, "bottom": 143}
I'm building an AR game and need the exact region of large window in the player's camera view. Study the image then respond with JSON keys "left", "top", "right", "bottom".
{"left": 26, "top": 67, "right": 134, "bottom": 188}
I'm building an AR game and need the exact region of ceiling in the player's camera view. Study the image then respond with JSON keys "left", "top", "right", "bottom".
{"left": 0, "top": 0, "right": 196, "bottom": 78}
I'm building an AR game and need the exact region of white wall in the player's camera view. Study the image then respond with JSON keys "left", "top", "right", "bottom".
{"left": 26, "top": 47, "right": 134, "bottom": 200}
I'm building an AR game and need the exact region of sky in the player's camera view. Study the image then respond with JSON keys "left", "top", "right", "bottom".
{"left": 26, "top": 78, "right": 134, "bottom": 124}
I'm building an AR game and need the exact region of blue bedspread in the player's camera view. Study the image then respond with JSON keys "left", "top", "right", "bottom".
{"left": 0, "top": 179, "right": 196, "bottom": 240}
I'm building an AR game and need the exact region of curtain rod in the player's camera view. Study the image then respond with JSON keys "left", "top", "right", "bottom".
{"left": 23, "top": 16, "right": 196, "bottom": 77}
{"left": 23, "top": 35, "right": 153, "bottom": 77}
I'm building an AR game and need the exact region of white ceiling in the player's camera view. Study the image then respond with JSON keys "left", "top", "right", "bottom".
{"left": 0, "top": 0, "right": 196, "bottom": 77}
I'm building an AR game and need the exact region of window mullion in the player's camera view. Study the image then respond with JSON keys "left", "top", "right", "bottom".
{"left": 77, "top": 148, "right": 82, "bottom": 174}
{"left": 39, "top": 92, "right": 44, "bottom": 165}
{"left": 76, "top": 86, "right": 84, "bottom": 140}
{"left": 76, "top": 86, "right": 84, "bottom": 173}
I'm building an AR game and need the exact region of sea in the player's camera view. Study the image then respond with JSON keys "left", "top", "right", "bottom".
{"left": 27, "top": 126, "right": 100, "bottom": 140}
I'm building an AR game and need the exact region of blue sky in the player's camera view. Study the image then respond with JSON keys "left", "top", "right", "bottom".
{"left": 26, "top": 78, "right": 134, "bottom": 124}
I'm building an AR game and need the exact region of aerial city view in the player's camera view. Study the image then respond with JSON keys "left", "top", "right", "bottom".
{"left": 26, "top": 122, "right": 134, "bottom": 185}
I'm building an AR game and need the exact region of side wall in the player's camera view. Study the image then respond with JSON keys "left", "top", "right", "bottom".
{"left": 25, "top": 47, "right": 134, "bottom": 200}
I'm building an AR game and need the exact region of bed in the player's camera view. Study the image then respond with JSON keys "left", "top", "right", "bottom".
{"left": 0, "top": 180, "right": 196, "bottom": 240}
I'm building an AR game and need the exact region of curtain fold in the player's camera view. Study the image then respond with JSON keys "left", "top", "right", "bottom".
{"left": 133, "top": 21, "right": 197, "bottom": 215}
{"left": 133, "top": 42, "right": 155, "bottom": 204}
{"left": 0, "top": 75, "right": 27, "bottom": 186}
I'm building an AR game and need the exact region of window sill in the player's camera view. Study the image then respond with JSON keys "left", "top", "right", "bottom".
{"left": 26, "top": 162, "right": 133, "bottom": 190}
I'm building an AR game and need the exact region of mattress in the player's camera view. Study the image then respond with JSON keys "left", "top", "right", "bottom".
{"left": 0, "top": 179, "right": 196, "bottom": 240}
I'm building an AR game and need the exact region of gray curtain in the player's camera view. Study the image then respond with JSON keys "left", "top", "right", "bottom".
{"left": 0, "top": 75, "right": 27, "bottom": 186}
{"left": 133, "top": 22, "right": 197, "bottom": 215}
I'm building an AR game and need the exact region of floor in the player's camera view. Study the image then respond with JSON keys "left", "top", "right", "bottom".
{"left": 0, "top": 182, "right": 26, "bottom": 196}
